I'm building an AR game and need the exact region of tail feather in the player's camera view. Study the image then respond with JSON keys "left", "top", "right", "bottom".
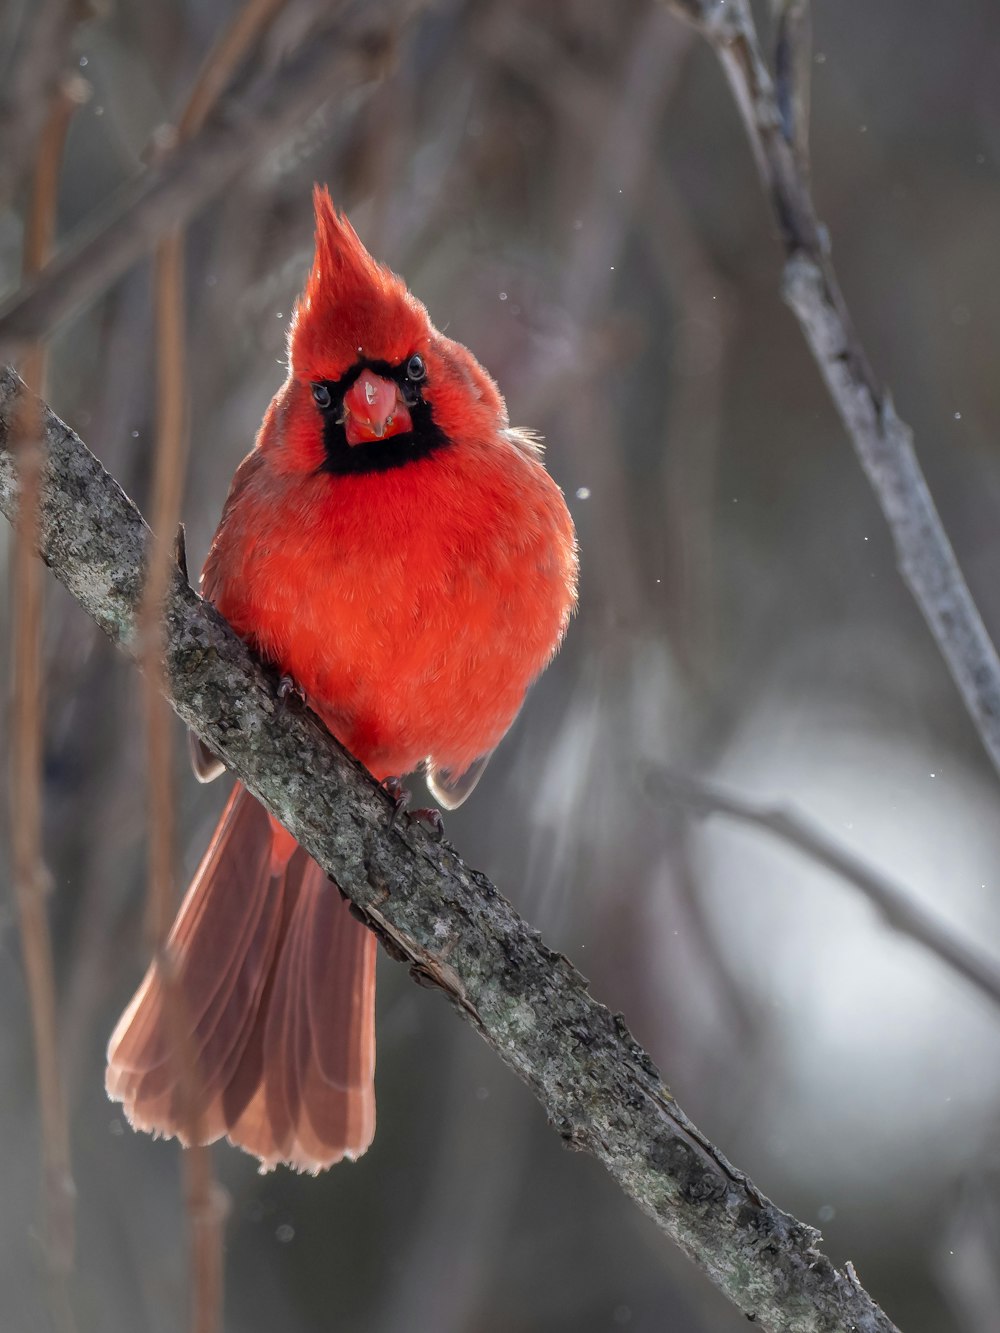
{"left": 107, "top": 790, "right": 274, "bottom": 1076}
{"left": 106, "top": 784, "right": 376, "bottom": 1173}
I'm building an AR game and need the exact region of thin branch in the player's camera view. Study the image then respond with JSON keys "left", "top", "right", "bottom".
{"left": 145, "top": 225, "right": 226, "bottom": 1333}
{"left": 647, "top": 768, "right": 1000, "bottom": 1013}
{"left": 10, "top": 76, "right": 86, "bottom": 1321}
{"left": 142, "top": 0, "right": 289, "bottom": 950}
{"left": 142, "top": 8, "right": 289, "bottom": 1328}
{"left": 772, "top": 0, "right": 811, "bottom": 174}
{"left": 0, "top": 370, "right": 902, "bottom": 1333}
{"left": 0, "top": 0, "right": 411, "bottom": 361}
{"left": 0, "top": 0, "right": 82, "bottom": 208}
{"left": 665, "top": 0, "right": 1000, "bottom": 786}
{"left": 176, "top": 0, "right": 288, "bottom": 141}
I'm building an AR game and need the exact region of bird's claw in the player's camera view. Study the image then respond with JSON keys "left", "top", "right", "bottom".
{"left": 277, "top": 674, "right": 307, "bottom": 708}
{"left": 382, "top": 778, "right": 444, "bottom": 840}
{"left": 409, "top": 807, "right": 445, "bottom": 840}
{"left": 383, "top": 776, "right": 410, "bottom": 830}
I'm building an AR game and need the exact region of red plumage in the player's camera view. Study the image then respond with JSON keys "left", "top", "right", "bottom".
{"left": 107, "top": 187, "right": 578, "bottom": 1172}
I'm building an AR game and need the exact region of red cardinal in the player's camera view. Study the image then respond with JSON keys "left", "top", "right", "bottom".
{"left": 105, "top": 188, "right": 578, "bottom": 1172}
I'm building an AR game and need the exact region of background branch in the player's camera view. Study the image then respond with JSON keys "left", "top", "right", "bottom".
{"left": 648, "top": 767, "right": 1000, "bottom": 1014}
{"left": 666, "top": 0, "right": 1000, "bottom": 786}
{"left": 0, "top": 0, "right": 410, "bottom": 362}
{"left": 772, "top": 0, "right": 811, "bottom": 174}
{"left": 0, "top": 368, "right": 902, "bottom": 1333}
{"left": 138, "top": 6, "right": 294, "bottom": 1330}
{"left": 9, "top": 71, "right": 86, "bottom": 1327}
{"left": 0, "top": 0, "right": 83, "bottom": 209}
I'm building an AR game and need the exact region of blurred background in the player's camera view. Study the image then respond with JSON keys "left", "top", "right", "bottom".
{"left": 2, "top": 0, "right": 1000, "bottom": 1329}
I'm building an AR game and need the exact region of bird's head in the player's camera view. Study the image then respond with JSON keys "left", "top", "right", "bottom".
{"left": 282, "top": 187, "right": 506, "bottom": 476}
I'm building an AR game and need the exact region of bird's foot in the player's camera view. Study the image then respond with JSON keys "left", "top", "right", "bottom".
{"left": 410, "top": 807, "right": 445, "bottom": 840}
{"left": 383, "top": 775, "right": 410, "bottom": 829}
{"left": 382, "top": 777, "right": 444, "bottom": 840}
{"left": 277, "top": 674, "right": 307, "bottom": 708}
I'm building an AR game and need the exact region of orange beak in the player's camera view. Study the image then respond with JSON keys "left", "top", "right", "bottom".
{"left": 342, "top": 370, "right": 412, "bottom": 446}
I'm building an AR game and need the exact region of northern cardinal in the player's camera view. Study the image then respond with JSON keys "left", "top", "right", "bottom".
{"left": 105, "top": 188, "right": 578, "bottom": 1172}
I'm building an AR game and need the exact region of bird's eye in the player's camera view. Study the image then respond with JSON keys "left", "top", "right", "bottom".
{"left": 405, "top": 354, "right": 426, "bottom": 382}
{"left": 312, "top": 383, "right": 332, "bottom": 409}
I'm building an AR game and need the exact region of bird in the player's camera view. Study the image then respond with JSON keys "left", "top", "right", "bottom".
{"left": 105, "top": 187, "right": 579, "bottom": 1173}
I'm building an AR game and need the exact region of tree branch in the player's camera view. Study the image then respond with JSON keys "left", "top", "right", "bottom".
{"left": 0, "top": 367, "right": 902, "bottom": 1333}
{"left": 666, "top": 0, "right": 1000, "bottom": 786}
{"left": 142, "top": 7, "right": 295, "bottom": 1329}
{"left": 771, "top": 0, "right": 811, "bottom": 175}
{"left": 0, "top": 0, "right": 409, "bottom": 362}
{"left": 10, "top": 70, "right": 87, "bottom": 1319}
{"left": 648, "top": 767, "right": 1000, "bottom": 1013}
{"left": 0, "top": 0, "right": 82, "bottom": 209}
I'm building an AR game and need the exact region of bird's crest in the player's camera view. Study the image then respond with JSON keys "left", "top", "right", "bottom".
{"left": 290, "top": 187, "right": 429, "bottom": 383}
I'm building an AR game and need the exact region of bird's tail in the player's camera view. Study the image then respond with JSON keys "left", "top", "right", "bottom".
{"left": 106, "top": 783, "right": 376, "bottom": 1173}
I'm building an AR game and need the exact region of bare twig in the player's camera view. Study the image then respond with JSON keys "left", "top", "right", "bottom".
{"left": 9, "top": 77, "right": 85, "bottom": 1320}
{"left": 179, "top": 0, "right": 288, "bottom": 139}
{"left": 665, "top": 0, "right": 1000, "bottom": 786}
{"left": 141, "top": 7, "right": 290, "bottom": 1329}
{"left": 648, "top": 768, "right": 1000, "bottom": 1014}
{"left": 772, "top": 0, "right": 811, "bottom": 173}
{"left": 0, "top": 371, "right": 902, "bottom": 1333}
{"left": 143, "top": 0, "right": 288, "bottom": 951}
{"left": 0, "top": 0, "right": 82, "bottom": 208}
{"left": 0, "top": 0, "right": 410, "bottom": 361}
{"left": 144, "top": 224, "right": 228, "bottom": 1333}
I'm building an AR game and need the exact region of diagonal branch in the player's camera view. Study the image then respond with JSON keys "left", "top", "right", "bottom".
{"left": 648, "top": 768, "right": 1000, "bottom": 1013}
{"left": 0, "top": 367, "right": 902, "bottom": 1333}
{"left": 666, "top": 0, "right": 1000, "bottom": 786}
{"left": 772, "top": 0, "right": 811, "bottom": 174}
{"left": 0, "top": 0, "right": 409, "bottom": 362}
